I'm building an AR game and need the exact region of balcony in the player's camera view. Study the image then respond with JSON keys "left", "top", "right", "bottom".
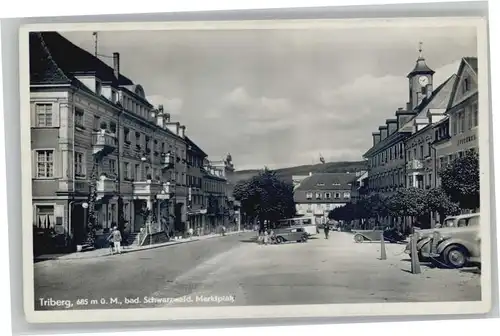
{"left": 92, "top": 131, "right": 117, "bottom": 156}
{"left": 161, "top": 152, "right": 175, "bottom": 169}
{"left": 96, "top": 176, "right": 117, "bottom": 200}
{"left": 132, "top": 179, "right": 163, "bottom": 196}
{"left": 406, "top": 159, "right": 424, "bottom": 171}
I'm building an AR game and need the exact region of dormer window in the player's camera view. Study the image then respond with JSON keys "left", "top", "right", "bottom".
{"left": 315, "top": 193, "right": 321, "bottom": 199}
{"left": 306, "top": 192, "right": 312, "bottom": 199}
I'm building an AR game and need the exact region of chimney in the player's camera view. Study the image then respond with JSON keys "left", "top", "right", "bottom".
{"left": 372, "top": 132, "right": 381, "bottom": 146}
{"left": 156, "top": 104, "right": 165, "bottom": 128}
{"left": 112, "top": 52, "right": 120, "bottom": 79}
{"left": 179, "top": 125, "right": 186, "bottom": 138}
{"left": 165, "top": 113, "right": 171, "bottom": 123}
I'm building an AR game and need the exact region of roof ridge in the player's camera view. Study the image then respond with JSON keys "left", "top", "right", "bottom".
{"left": 36, "top": 33, "right": 71, "bottom": 82}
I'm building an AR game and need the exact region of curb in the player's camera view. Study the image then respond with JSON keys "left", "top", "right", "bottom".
{"left": 34, "top": 231, "right": 247, "bottom": 262}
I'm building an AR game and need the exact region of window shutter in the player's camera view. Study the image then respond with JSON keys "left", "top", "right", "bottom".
{"left": 30, "top": 103, "right": 36, "bottom": 127}
{"left": 31, "top": 150, "right": 36, "bottom": 178}
{"left": 53, "top": 102, "right": 60, "bottom": 127}
{"left": 54, "top": 148, "right": 62, "bottom": 179}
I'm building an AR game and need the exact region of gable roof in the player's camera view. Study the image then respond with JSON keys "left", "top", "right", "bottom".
{"left": 294, "top": 173, "right": 357, "bottom": 191}
{"left": 447, "top": 57, "right": 478, "bottom": 109}
{"left": 30, "top": 32, "right": 134, "bottom": 86}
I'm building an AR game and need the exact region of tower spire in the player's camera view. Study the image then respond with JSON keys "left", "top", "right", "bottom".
{"left": 418, "top": 41, "right": 423, "bottom": 58}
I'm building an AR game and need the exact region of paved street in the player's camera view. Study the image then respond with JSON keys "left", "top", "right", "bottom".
{"left": 34, "top": 231, "right": 481, "bottom": 311}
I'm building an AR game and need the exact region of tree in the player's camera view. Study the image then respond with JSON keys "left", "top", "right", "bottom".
{"left": 439, "top": 151, "right": 480, "bottom": 210}
{"left": 385, "top": 188, "right": 427, "bottom": 227}
{"left": 233, "top": 168, "right": 296, "bottom": 230}
{"left": 424, "top": 187, "right": 461, "bottom": 221}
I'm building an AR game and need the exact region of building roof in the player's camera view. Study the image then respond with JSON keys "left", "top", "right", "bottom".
{"left": 407, "top": 56, "right": 435, "bottom": 78}
{"left": 447, "top": 57, "right": 478, "bottom": 110}
{"left": 185, "top": 136, "right": 208, "bottom": 157}
{"left": 294, "top": 173, "right": 357, "bottom": 191}
{"left": 30, "top": 32, "right": 134, "bottom": 86}
{"left": 464, "top": 57, "right": 478, "bottom": 74}
{"left": 400, "top": 74, "right": 457, "bottom": 128}
{"left": 363, "top": 73, "right": 457, "bottom": 158}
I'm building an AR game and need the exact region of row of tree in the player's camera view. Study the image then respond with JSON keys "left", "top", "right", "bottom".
{"left": 328, "top": 151, "right": 480, "bottom": 226}
{"left": 232, "top": 151, "right": 479, "bottom": 231}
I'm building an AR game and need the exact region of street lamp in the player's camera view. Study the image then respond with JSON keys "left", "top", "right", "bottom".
{"left": 81, "top": 202, "right": 89, "bottom": 239}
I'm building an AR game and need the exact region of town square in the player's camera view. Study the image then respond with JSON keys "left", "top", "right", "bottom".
{"left": 29, "top": 24, "right": 482, "bottom": 310}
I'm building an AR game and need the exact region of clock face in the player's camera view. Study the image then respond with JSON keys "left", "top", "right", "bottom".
{"left": 418, "top": 76, "right": 429, "bottom": 87}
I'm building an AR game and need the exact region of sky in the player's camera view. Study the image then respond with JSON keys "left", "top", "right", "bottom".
{"left": 61, "top": 25, "right": 477, "bottom": 171}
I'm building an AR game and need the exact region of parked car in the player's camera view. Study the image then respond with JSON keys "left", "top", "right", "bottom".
{"left": 405, "top": 213, "right": 480, "bottom": 268}
{"left": 273, "top": 227, "right": 308, "bottom": 244}
{"left": 352, "top": 226, "right": 406, "bottom": 243}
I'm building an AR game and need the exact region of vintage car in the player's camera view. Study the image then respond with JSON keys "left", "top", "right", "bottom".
{"left": 273, "top": 226, "right": 308, "bottom": 244}
{"left": 405, "top": 213, "right": 480, "bottom": 268}
{"left": 352, "top": 226, "right": 406, "bottom": 243}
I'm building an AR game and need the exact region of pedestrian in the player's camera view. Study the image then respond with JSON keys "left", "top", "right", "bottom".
{"left": 324, "top": 223, "right": 330, "bottom": 239}
{"left": 263, "top": 230, "right": 269, "bottom": 245}
{"left": 107, "top": 226, "right": 122, "bottom": 254}
{"left": 188, "top": 227, "right": 194, "bottom": 239}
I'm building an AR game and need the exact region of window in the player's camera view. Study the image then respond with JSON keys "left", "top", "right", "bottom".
{"left": 35, "top": 205, "right": 54, "bottom": 229}
{"left": 419, "top": 145, "right": 424, "bottom": 159}
{"left": 109, "top": 159, "right": 116, "bottom": 175}
{"left": 408, "top": 175, "right": 414, "bottom": 188}
{"left": 325, "top": 192, "right": 332, "bottom": 199}
{"left": 428, "top": 173, "right": 432, "bottom": 186}
{"left": 315, "top": 193, "right": 321, "bottom": 199}
{"left": 75, "top": 152, "right": 85, "bottom": 177}
{"left": 35, "top": 103, "right": 53, "bottom": 127}
{"left": 135, "top": 132, "right": 141, "bottom": 147}
{"left": 334, "top": 193, "right": 340, "bottom": 198}
{"left": 35, "top": 150, "right": 54, "bottom": 178}
{"left": 472, "top": 103, "right": 478, "bottom": 127}
{"left": 343, "top": 192, "right": 351, "bottom": 198}
{"left": 123, "top": 162, "right": 130, "bottom": 180}
{"left": 458, "top": 110, "right": 465, "bottom": 133}
{"left": 462, "top": 77, "right": 470, "bottom": 94}
{"left": 427, "top": 142, "right": 432, "bottom": 157}
{"left": 133, "top": 164, "right": 140, "bottom": 180}
{"left": 413, "top": 148, "right": 417, "bottom": 159}
{"left": 75, "top": 107, "right": 84, "bottom": 128}
{"left": 389, "top": 147, "right": 393, "bottom": 160}
{"left": 306, "top": 192, "right": 312, "bottom": 199}
{"left": 452, "top": 116, "right": 457, "bottom": 135}
{"left": 93, "top": 115, "right": 100, "bottom": 131}
{"left": 408, "top": 150, "right": 412, "bottom": 160}
{"left": 124, "top": 128, "right": 131, "bottom": 143}
{"left": 109, "top": 121, "right": 117, "bottom": 134}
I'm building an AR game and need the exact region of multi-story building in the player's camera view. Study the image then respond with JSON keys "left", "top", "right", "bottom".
{"left": 433, "top": 57, "right": 478, "bottom": 185}
{"left": 402, "top": 74, "right": 457, "bottom": 190}
{"left": 30, "top": 32, "right": 191, "bottom": 250}
{"left": 293, "top": 173, "right": 359, "bottom": 224}
{"left": 202, "top": 160, "right": 227, "bottom": 232}
{"left": 185, "top": 136, "right": 208, "bottom": 235}
{"left": 363, "top": 46, "right": 458, "bottom": 189}
{"left": 210, "top": 154, "right": 241, "bottom": 231}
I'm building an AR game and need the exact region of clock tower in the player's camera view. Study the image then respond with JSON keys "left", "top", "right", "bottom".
{"left": 407, "top": 42, "right": 435, "bottom": 110}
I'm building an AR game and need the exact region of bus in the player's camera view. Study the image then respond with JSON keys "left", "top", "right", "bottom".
{"left": 277, "top": 217, "right": 318, "bottom": 236}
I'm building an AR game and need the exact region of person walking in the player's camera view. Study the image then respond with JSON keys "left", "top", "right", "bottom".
{"left": 323, "top": 223, "right": 330, "bottom": 239}
{"left": 108, "top": 226, "right": 122, "bottom": 254}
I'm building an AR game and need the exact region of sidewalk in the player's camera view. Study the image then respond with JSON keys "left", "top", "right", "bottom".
{"left": 34, "top": 230, "right": 249, "bottom": 262}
